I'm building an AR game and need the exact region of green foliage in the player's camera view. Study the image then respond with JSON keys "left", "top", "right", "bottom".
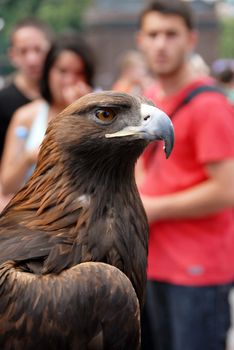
{"left": 0, "top": 0, "right": 91, "bottom": 74}
{"left": 0, "top": 0, "right": 90, "bottom": 49}
{"left": 36, "top": 0, "right": 90, "bottom": 32}
{"left": 218, "top": 17, "right": 234, "bottom": 58}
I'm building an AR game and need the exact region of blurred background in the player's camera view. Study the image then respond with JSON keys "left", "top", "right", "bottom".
{"left": 0, "top": 0, "right": 234, "bottom": 89}
{"left": 0, "top": 1, "right": 234, "bottom": 349}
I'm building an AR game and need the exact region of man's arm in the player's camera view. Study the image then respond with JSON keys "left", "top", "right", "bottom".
{"left": 141, "top": 159, "right": 234, "bottom": 223}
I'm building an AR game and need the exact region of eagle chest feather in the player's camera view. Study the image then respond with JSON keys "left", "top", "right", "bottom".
{"left": 40, "top": 179, "right": 148, "bottom": 308}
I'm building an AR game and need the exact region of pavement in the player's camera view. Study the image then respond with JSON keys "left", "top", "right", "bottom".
{"left": 227, "top": 289, "right": 234, "bottom": 350}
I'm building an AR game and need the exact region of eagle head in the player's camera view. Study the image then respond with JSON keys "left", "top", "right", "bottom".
{"left": 42, "top": 91, "right": 174, "bottom": 177}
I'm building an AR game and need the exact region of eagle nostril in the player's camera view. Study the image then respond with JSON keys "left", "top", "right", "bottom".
{"left": 144, "top": 115, "right": 151, "bottom": 121}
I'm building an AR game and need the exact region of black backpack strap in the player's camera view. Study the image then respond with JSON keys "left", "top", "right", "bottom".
{"left": 170, "top": 85, "right": 224, "bottom": 118}
{"left": 145, "top": 85, "right": 225, "bottom": 158}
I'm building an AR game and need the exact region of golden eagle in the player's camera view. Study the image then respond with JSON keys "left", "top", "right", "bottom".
{"left": 0, "top": 91, "right": 174, "bottom": 349}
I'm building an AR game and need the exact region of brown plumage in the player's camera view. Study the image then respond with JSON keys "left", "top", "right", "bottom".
{"left": 0, "top": 91, "right": 174, "bottom": 349}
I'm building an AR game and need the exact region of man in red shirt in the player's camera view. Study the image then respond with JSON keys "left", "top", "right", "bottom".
{"left": 136, "top": 1, "right": 234, "bottom": 349}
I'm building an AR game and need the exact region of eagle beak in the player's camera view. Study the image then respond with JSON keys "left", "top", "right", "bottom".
{"left": 105, "top": 103, "right": 174, "bottom": 158}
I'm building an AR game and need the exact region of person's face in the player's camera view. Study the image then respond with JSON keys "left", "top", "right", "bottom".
{"left": 9, "top": 27, "right": 50, "bottom": 81}
{"left": 137, "top": 12, "right": 197, "bottom": 77}
{"left": 49, "top": 50, "right": 87, "bottom": 105}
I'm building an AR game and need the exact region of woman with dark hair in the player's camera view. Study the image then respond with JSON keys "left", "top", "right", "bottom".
{"left": 40, "top": 32, "right": 95, "bottom": 103}
{"left": 0, "top": 32, "right": 96, "bottom": 199}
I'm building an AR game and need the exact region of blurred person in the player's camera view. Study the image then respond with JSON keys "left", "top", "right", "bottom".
{"left": 189, "top": 52, "right": 210, "bottom": 76}
{"left": 212, "top": 59, "right": 234, "bottom": 106}
{"left": 112, "top": 49, "right": 154, "bottom": 94}
{"left": 136, "top": 1, "right": 234, "bottom": 349}
{"left": 0, "top": 17, "right": 53, "bottom": 161}
{"left": 0, "top": 32, "right": 95, "bottom": 198}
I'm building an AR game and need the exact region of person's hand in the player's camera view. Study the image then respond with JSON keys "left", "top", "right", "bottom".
{"left": 26, "top": 147, "right": 40, "bottom": 165}
{"left": 0, "top": 183, "right": 12, "bottom": 212}
{"left": 62, "top": 81, "right": 93, "bottom": 105}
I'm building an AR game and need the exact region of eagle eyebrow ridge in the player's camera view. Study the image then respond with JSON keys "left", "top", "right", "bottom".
{"left": 71, "top": 102, "right": 132, "bottom": 116}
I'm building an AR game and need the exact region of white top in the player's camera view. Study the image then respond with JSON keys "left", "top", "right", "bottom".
{"left": 25, "top": 102, "right": 49, "bottom": 151}
{"left": 22, "top": 102, "right": 49, "bottom": 180}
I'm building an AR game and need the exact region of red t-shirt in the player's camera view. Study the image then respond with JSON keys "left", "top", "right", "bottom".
{"left": 140, "top": 78, "right": 234, "bottom": 285}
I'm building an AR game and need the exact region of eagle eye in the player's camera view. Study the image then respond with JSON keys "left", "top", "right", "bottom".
{"left": 95, "top": 108, "right": 116, "bottom": 123}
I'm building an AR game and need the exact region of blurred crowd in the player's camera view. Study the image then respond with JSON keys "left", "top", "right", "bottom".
{"left": 0, "top": 1, "right": 234, "bottom": 350}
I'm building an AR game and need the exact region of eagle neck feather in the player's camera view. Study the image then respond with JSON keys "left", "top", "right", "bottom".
{"left": 2, "top": 133, "right": 148, "bottom": 306}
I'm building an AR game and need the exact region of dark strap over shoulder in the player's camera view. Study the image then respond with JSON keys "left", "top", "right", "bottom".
{"left": 143, "top": 85, "right": 225, "bottom": 164}
{"left": 170, "top": 85, "right": 224, "bottom": 118}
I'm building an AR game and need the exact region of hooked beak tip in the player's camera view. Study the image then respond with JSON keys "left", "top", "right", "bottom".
{"left": 164, "top": 127, "right": 174, "bottom": 159}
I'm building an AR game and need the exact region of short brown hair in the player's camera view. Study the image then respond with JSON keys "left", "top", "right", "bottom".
{"left": 138, "top": 0, "right": 195, "bottom": 31}
{"left": 10, "top": 17, "right": 54, "bottom": 45}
